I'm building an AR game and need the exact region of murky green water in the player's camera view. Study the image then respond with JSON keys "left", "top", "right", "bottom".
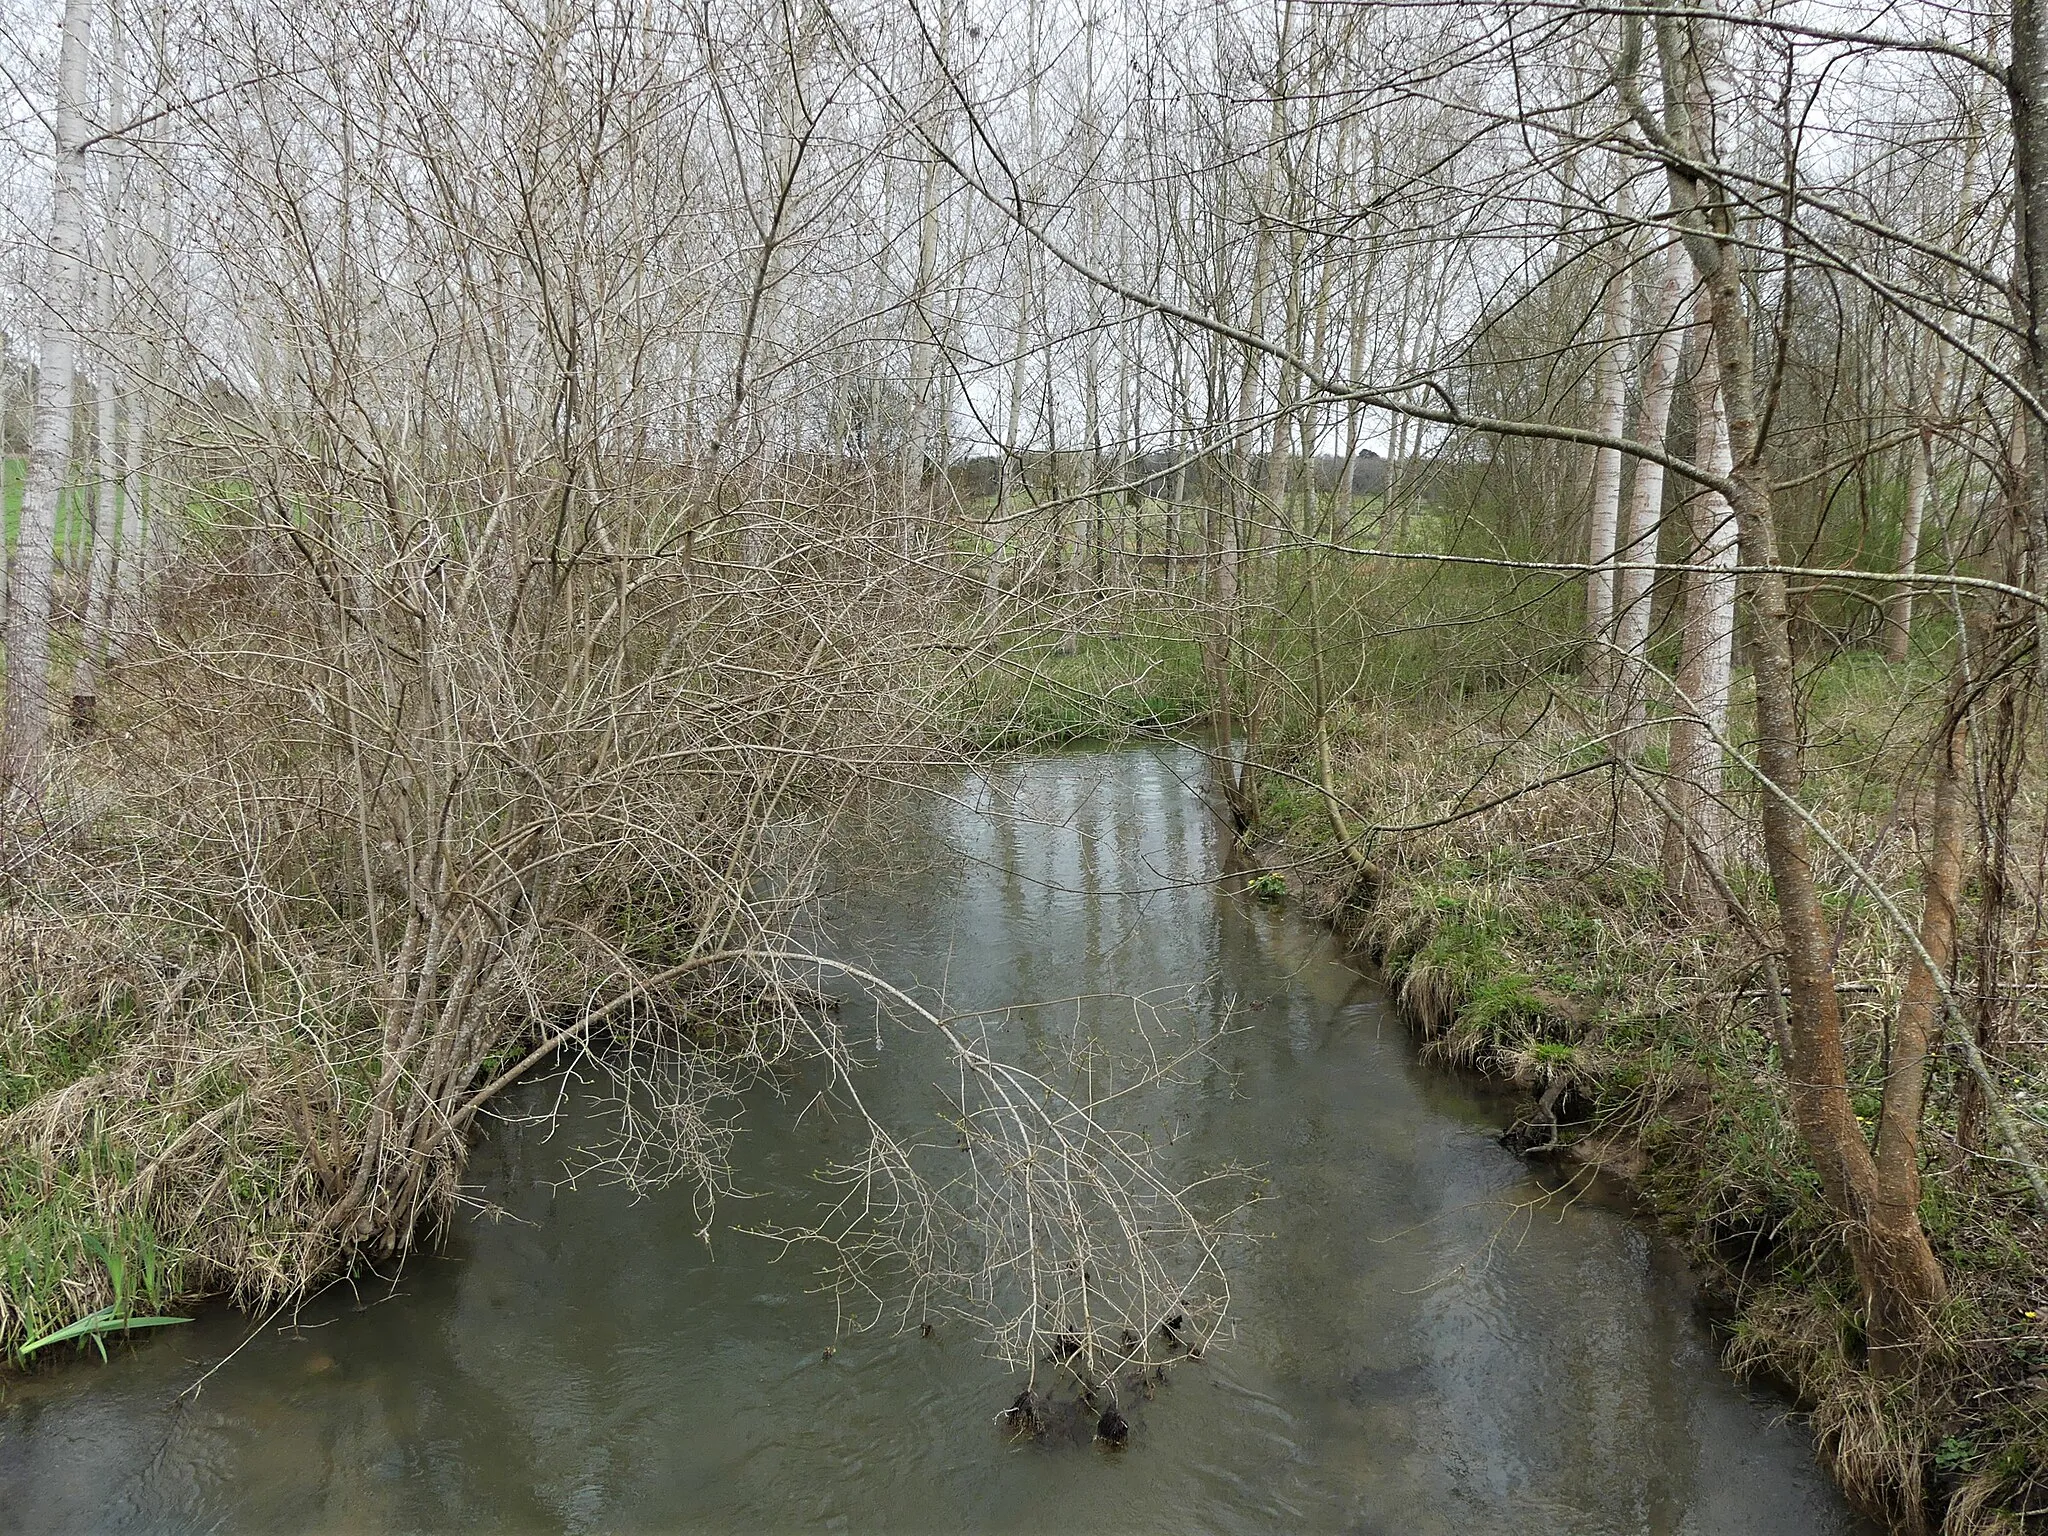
{"left": 1, "top": 748, "right": 1865, "bottom": 1533}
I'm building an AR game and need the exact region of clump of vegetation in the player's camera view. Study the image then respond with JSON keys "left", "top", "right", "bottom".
{"left": 1, "top": 497, "right": 940, "bottom": 1362}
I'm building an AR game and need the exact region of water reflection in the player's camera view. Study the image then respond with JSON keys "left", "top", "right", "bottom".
{"left": 0, "top": 748, "right": 1862, "bottom": 1534}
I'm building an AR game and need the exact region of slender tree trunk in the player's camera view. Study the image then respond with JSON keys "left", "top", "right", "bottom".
{"left": 1884, "top": 429, "right": 1930, "bottom": 663}
{"left": 1212, "top": 235, "right": 1268, "bottom": 768}
{"left": 1659, "top": 299, "right": 1736, "bottom": 908}
{"left": 74, "top": 30, "right": 132, "bottom": 735}
{"left": 1614, "top": 242, "right": 1690, "bottom": 752}
{"left": 1259, "top": 248, "right": 1304, "bottom": 577}
{"left": 1956, "top": 425, "right": 2034, "bottom": 1155}
{"left": 1867, "top": 697, "right": 1966, "bottom": 1372}
{"left": 5, "top": 0, "right": 93, "bottom": 786}
{"left": 1165, "top": 458, "right": 1185, "bottom": 587}
{"left": 1885, "top": 96, "right": 1981, "bottom": 665}
{"left": 1584, "top": 179, "right": 1633, "bottom": 690}
{"left": 108, "top": 385, "right": 148, "bottom": 662}
{"left": 1084, "top": 313, "right": 1104, "bottom": 601}
{"left": 899, "top": 41, "right": 948, "bottom": 562}
{"left": 71, "top": 348, "right": 119, "bottom": 733}
{"left": 988, "top": 40, "right": 1040, "bottom": 608}
{"left": 989, "top": 294, "right": 1030, "bottom": 603}
{"left": 108, "top": 151, "right": 162, "bottom": 662}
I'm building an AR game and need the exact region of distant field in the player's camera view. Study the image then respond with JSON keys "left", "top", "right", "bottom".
{"left": 0, "top": 452, "right": 122, "bottom": 550}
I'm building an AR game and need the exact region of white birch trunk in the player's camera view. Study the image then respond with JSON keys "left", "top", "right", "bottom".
{"left": 109, "top": 154, "right": 162, "bottom": 657}
{"left": 74, "top": 15, "right": 131, "bottom": 732}
{"left": 1613, "top": 242, "right": 1691, "bottom": 749}
{"left": 1885, "top": 99, "right": 1977, "bottom": 665}
{"left": 1885, "top": 427, "right": 1930, "bottom": 664}
{"left": 1662, "top": 300, "right": 1739, "bottom": 891}
{"left": 1083, "top": 311, "right": 1103, "bottom": 598}
{"left": 898, "top": 10, "right": 951, "bottom": 562}
{"left": 108, "top": 386, "right": 148, "bottom": 663}
{"left": 5, "top": 0, "right": 93, "bottom": 782}
{"left": 898, "top": 167, "right": 941, "bottom": 554}
{"left": 988, "top": 274, "right": 1030, "bottom": 605}
{"left": 71, "top": 295, "right": 119, "bottom": 731}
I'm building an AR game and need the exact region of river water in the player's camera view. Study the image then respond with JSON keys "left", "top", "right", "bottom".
{"left": 0, "top": 747, "right": 1864, "bottom": 1534}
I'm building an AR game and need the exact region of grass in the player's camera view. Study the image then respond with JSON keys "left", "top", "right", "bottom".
{"left": 0, "top": 452, "right": 243, "bottom": 564}
{"left": 0, "top": 897, "right": 372, "bottom": 1369}
{"left": 953, "top": 613, "right": 1209, "bottom": 748}
{"left": 0, "top": 454, "right": 103, "bottom": 550}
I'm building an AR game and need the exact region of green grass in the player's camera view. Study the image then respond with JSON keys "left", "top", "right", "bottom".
{"left": 0, "top": 1144, "right": 183, "bottom": 1364}
{"left": 955, "top": 621, "right": 1208, "bottom": 748}
{"left": 0, "top": 454, "right": 105, "bottom": 550}
{"left": 0, "top": 452, "right": 244, "bottom": 556}
{"left": 0, "top": 992, "right": 131, "bottom": 1116}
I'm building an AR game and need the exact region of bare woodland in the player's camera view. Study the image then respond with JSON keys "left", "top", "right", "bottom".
{"left": 1, "top": 0, "right": 2046, "bottom": 1526}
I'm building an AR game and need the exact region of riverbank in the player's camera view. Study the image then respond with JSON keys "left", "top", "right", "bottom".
{"left": 970, "top": 605, "right": 2047, "bottom": 1535}
{"left": 1289, "top": 699, "right": 2046, "bottom": 1533}
{"left": 0, "top": 537, "right": 944, "bottom": 1376}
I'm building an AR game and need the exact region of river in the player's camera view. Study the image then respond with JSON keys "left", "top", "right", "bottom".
{"left": 0, "top": 747, "right": 1865, "bottom": 1533}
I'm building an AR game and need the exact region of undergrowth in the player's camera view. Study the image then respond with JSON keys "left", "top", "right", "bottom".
{"left": 955, "top": 611, "right": 1209, "bottom": 747}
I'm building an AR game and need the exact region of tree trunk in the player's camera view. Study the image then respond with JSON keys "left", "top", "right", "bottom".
{"left": 71, "top": 362, "right": 118, "bottom": 735}
{"left": 900, "top": 150, "right": 942, "bottom": 554}
{"left": 108, "top": 148, "right": 162, "bottom": 664}
{"left": 108, "top": 387, "right": 149, "bottom": 663}
{"left": 1613, "top": 241, "right": 1689, "bottom": 753}
{"left": 74, "top": 37, "right": 131, "bottom": 736}
{"left": 899, "top": 32, "right": 949, "bottom": 563}
{"left": 1883, "top": 429, "right": 1929, "bottom": 663}
{"left": 1584, "top": 179, "right": 1633, "bottom": 690}
{"left": 5, "top": 0, "right": 93, "bottom": 786}
{"left": 1867, "top": 698, "right": 1966, "bottom": 1370}
{"left": 1659, "top": 296, "right": 1736, "bottom": 910}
